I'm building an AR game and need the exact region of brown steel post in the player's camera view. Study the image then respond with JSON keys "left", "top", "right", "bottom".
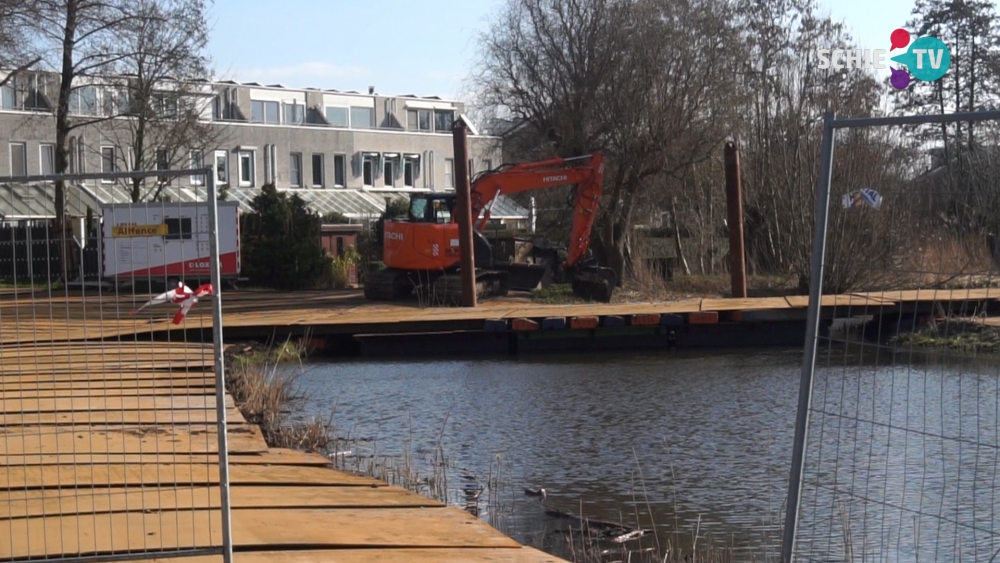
{"left": 452, "top": 118, "right": 477, "bottom": 307}
{"left": 724, "top": 141, "right": 748, "bottom": 298}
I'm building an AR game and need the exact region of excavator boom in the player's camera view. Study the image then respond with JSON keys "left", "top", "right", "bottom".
{"left": 469, "top": 153, "right": 605, "bottom": 269}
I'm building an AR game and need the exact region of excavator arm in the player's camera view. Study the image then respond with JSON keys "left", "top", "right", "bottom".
{"left": 469, "top": 153, "right": 605, "bottom": 268}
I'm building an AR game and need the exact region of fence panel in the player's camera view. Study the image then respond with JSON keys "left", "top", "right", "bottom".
{"left": 785, "top": 111, "right": 1000, "bottom": 563}
{"left": 0, "top": 170, "right": 232, "bottom": 563}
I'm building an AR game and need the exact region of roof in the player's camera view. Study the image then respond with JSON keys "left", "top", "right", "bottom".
{"left": 0, "top": 182, "right": 101, "bottom": 221}
{"left": 0, "top": 183, "right": 529, "bottom": 222}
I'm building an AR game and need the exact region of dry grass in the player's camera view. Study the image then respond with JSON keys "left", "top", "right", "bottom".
{"left": 224, "top": 339, "right": 331, "bottom": 453}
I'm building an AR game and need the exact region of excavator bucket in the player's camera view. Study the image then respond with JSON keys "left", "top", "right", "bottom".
{"left": 571, "top": 266, "right": 617, "bottom": 303}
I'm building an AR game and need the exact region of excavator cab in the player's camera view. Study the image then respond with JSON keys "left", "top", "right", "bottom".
{"left": 407, "top": 194, "right": 455, "bottom": 224}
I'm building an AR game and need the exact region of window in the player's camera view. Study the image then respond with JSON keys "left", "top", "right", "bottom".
{"left": 333, "top": 154, "right": 346, "bottom": 187}
{"left": 69, "top": 86, "right": 98, "bottom": 116}
{"left": 444, "top": 158, "right": 454, "bottom": 188}
{"left": 164, "top": 217, "right": 193, "bottom": 241}
{"left": 9, "top": 142, "right": 26, "bottom": 177}
{"left": 362, "top": 154, "right": 376, "bottom": 187}
{"left": 404, "top": 158, "right": 415, "bottom": 188}
{"left": 156, "top": 148, "right": 170, "bottom": 184}
{"left": 101, "top": 146, "right": 117, "bottom": 180}
{"left": 326, "top": 106, "right": 349, "bottom": 127}
{"left": 435, "top": 110, "right": 454, "bottom": 132}
{"left": 312, "top": 154, "right": 324, "bottom": 187}
{"left": 383, "top": 158, "right": 394, "bottom": 187}
{"left": 468, "top": 159, "right": 475, "bottom": 180}
{"left": 284, "top": 102, "right": 304, "bottom": 125}
{"left": 190, "top": 150, "right": 204, "bottom": 185}
{"left": 151, "top": 92, "right": 178, "bottom": 118}
{"left": 351, "top": 107, "right": 373, "bottom": 129}
{"left": 1, "top": 84, "right": 15, "bottom": 109}
{"left": 238, "top": 151, "right": 254, "bottom": 186}
{"left": 263, "top": 144, "right": 277, "bottom": 184}
{"left": 289, "top": 153, "right": 302, "bottom": 187}
{"left": 407, "top": 109, "right": 431, "bottom": 132}
{"left": 215, "top": 150, "right": 228, "bottom": 184}
{"left": 40, "top": 144, "right": 54, "bottom": 176}
{"left": 251, "top": 100, "right": 279, "bottom": 124}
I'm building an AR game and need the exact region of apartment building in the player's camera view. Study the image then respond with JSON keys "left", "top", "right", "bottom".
{"left": 0, "top": 70, "right": 512, "bottom": 221}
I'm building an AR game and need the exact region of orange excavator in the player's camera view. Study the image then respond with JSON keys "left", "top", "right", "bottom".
{"left": 363, "top": 153, "right": 617, "bottom": 304}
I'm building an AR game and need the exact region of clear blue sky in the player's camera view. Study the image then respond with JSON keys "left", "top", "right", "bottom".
{"left": 204, "top": 0, "right": 994, "bottom": 100}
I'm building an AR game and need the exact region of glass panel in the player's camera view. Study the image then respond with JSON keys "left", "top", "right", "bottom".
{"left": 404, "top": 160, "right": 414, "bottom": 187}
{"left": 419, "top": 110, "right": 431, "bottom": 131}
{"left": 326, "top": 107, "right": 349, "bottom": 127}
{"left": 334, "top": 155, "right": 346, "bottom": 187}
{"left": 285, "top": 104, "right": 303, "bottom": 124}
{"left": 10, "top": 143, "right": 25, "bottom": 176}
{"left": 240, "top": 153, "right": 252, "bottom": 184}
{"left": 290, "top": 153, "right": 301, "bottom": 186}
{"left": 351, "top": 107, "right": 373, "bottom": 129}
{"left": 383, "top": 160, "right": 393, "bottom": 186}
{"left": 435, "top": 110, "right": 454, "bottom": 132}
{"left": 216, "top": 152, "right": 227, "bottom": 183}
{"left": 40, "top": 145, "right": 54, "bottom": 176}
{"left": 312, "top": 154, "right": 323, "bottom": 186}
{"left": 1, "top": 86, "right": 14, "bottom": 109}
{"left": 265, "top": 101, "right": 279, "bottom": 124}
{"left": 251, "top": 100, "right": 264, "bottom": 122}
{"left": 102, "top": 147, "right": 116, "bottom": 174}
{"left": 363, "top": 158, "right": 373, "bottom": 186}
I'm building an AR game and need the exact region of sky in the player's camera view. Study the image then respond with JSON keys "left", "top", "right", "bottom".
{"left": 204, "top": 0, "right": 996, "bottom": 101}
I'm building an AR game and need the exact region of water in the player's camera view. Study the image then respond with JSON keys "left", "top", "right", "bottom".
{"left": 294, "top": 347, "right": 803, "bottom": 558}
{"left": 291, "top": 346, "right": 1000, "bottom": 562}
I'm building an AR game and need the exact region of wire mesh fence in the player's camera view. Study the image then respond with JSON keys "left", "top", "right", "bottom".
{"left": 0, "top": 168, "right": 232, "bottom": 563}
{"left": 784, "top": 110, "right": 1000, "bottom": 563}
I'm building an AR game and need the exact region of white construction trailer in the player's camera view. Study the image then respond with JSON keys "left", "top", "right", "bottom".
{"left": 101, "top": 201, "right": 241, "bottom": 286}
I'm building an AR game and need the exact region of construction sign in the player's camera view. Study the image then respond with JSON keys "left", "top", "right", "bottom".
{"left": 111, "top": 224, "right": 169, "bottom": 237}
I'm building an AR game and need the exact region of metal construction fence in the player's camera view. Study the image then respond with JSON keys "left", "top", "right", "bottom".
{"left": 0, "top": 168, "right": 232, "bottom": 563}
{"left": 783, "top": 109, "right": 1000, "bottom": 563}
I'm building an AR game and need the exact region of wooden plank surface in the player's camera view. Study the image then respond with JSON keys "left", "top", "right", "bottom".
{"left": 0, "top": 407, "right": 245, "bottom": 427}
{"left": 0, "top": 463, "right": 385, "bottom": 490}
{"left": 0, "top": 290, "right": 576, "bottom": 561}
{"left": 0, "top": 424, "right": 267, "bottom": 455}
{"left": 0, "top": 395, "right": 229, "bottom": 413}
{"left": 2, "top": 507, "right": 521, "bottom": 559}
{"left": 1, "top": 485, "right": 443, "bottom": 519}
{"left": 119, "top": 548, "right": 563, "bottom": 563}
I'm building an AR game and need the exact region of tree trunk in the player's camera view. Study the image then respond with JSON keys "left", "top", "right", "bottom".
{"left": 672, "top": 197, "right": 690, "bottom": 276}
{"left": 55, "top": 0, "right": 79, "bottom": 282}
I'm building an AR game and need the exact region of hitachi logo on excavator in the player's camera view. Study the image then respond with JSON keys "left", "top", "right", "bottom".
{"left": 543, "top": 175, "right": 569, "bottom": 183}
{"left": 386, "top": 232, "right": 404, "bottom": 241}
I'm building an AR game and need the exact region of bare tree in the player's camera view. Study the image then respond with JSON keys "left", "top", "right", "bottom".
{"left": 0, "top": 0, "right": 42, "bottom": 87}
{"left": 30, "top": 0, "right": 137, "bottom": 280}
{"left": 101, "top": 0, "right": 221, "bottom": 202}
{"left": 475, "top": 0, "right": 742, "bottom": 280}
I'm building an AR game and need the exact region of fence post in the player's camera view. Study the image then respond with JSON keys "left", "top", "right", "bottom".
{"left": 781, "top": 110, "right": 837, "bottom": 563}
{"left": 206, "top": 169, "right": 235, "bottom": 563}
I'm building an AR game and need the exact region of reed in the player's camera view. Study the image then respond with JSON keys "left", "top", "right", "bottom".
{"left": 224, "top": 337, "right": 331, "bottom": 453}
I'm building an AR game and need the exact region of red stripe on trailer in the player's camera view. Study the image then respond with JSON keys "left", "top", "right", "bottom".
{"left": 118, "top": 252, "right": 239, "bottom": 277}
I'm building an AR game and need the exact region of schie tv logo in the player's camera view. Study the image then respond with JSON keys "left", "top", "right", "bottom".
{"left": 816, "top": 28, "right": 951, "bottom": 90}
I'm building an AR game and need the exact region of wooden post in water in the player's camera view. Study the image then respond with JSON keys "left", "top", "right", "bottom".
{"left": 724, "top": 141, "right": 748, "bottom": 298}
{"left": 452, "top": 117, "right": 477, "bottom": 307}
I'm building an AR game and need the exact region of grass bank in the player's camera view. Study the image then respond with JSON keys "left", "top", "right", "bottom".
{"left": 891, "top": 317, "right": 1000, "bottom": 354}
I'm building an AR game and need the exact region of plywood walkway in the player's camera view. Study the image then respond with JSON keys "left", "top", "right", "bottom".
{"left": 5, "top": 287, "right": 1000, "bottom": 344}
{"left": 0, "top": 339, "right": 562, "bottom": 563}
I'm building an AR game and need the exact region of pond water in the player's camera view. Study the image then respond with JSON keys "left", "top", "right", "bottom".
{"left": 294, "top": 347, "right": 803, "bottom": 559}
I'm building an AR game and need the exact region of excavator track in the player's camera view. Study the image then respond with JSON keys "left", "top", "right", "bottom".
{"left": 430, "top": 271, "right": 510, "bottom": 306}
{"left": 363, "top": 268, "right": 417, "bottom": 301}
